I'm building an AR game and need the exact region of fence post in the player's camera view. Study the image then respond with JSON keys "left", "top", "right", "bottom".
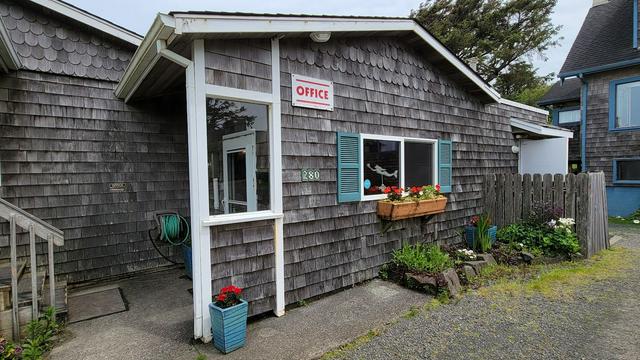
{"left": 576, "top": 173, "right": 590, "bottom": 256}
{"left": 513, "top": 174, "right": 523, "bottom": 222}
{"left": 29, "top": 226, "right": 38, "bottom": 321}
{"left": 565, "top": 173, "right": 576, "bottom": 219}
{"left": 523, "top": 174, "right": 533, "bottom": 220}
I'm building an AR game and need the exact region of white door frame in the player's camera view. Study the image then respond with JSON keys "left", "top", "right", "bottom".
{"left": 222, "top": 130, "right": 257, "bottom": 213}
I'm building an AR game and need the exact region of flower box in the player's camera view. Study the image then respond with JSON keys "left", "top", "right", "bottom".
{"left": 464, "top": 225, "right": 497, "bottom": 249}
{"left": 377, "top": 197, "right": 447, "bottom": 221}
{"left": 209, "top": 300, "right": 248, "bottom": 354}
{"left": 182, "top": 245, "right": 192, "bottom": 279}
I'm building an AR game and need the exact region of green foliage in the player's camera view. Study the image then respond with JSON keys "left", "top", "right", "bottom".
{"left": 411, "top": 0, "right": 560, "bottom": 102}
{"left": 195, "top": 354, "right": 207, "bottom": 360}
{"left": 473, "top": 214, "right": 493, "bottom": 252}
{"left": 392, "top": 243, "right": 454, "bottom": 273}
{"left": 0, "top": 307, "right": 60, "bottom": 360}
{"left": 512, "top": 82, "right": 553, "bottom": 107}
{"left": 497, "top": 222, "right": 580, "bottom": 257}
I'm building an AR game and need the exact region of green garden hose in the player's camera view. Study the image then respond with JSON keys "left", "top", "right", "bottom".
{"left": 159, "top": 214, "right": 190, "bottom": 246}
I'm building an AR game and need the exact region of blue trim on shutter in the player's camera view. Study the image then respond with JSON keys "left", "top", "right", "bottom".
{"left": 336, "top": 132, "right": 361, "bottom": 203}
{"left": 634, "top": 0, "right": 638, "bottom": 49}
{"left": 438, "top": 139, "right": 453, "bottom": 194}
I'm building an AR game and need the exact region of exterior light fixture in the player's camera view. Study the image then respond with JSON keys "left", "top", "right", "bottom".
{"left": 310, "top": 32, "right": 331, "bottom": 43}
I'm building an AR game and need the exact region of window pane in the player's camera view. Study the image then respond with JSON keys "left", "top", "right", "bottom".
{"left": 207, "top": 98, "right": 270, "bottom": 215}
{"left": 617, "top": 160, "right": 640, "bottom": 181}
{"left": 558, "top": 109, "right": 580, "bottom": 124}
{"left": 404, "top": 142, "right": 434, "bottom": 188}
{"left": 615, "top": 81, "right": 640, "bottom": 128}
{"left": 363, "top": 139, "right": 400, "bottom": 195}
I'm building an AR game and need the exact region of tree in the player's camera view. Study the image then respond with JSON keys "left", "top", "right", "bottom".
{"left": 411, "top": 0, "right": 561, "bottom": 102}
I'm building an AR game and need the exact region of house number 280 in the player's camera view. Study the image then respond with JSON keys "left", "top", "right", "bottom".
{"left": 301, "top": 168, "right": 320, "bottom": 181}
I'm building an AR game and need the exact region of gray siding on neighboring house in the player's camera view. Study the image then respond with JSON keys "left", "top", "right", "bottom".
{"left": 584, "top": 66, "right": 640, "bottom": 184}
{"left": 0, "top": 0, "right": 133, "bottom": 82}
{"left": 204, "top": 35, "right": 541, "bottom": 311}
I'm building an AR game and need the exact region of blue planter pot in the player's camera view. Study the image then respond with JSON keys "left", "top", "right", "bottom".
{"left": 209, "top": 300, "right": 248, "bottom": 354}
{"left": 182, "top": 245, "right": 192, "bottom": 279}
{"left": 465, "top": 225, "right": 497, "bottom": 250}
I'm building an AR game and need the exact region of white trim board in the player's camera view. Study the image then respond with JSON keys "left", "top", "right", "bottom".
{"left": 510, "top": 118, "right": 574, "bottom": 139}
{"left": 499, "top": 98, "right": 549, "bottom": 116}
{"left": 28, "top": 0, "right": 142, "bottom": 46}
{"left": 116, "top": 14, "right": 500, "bottom": 103}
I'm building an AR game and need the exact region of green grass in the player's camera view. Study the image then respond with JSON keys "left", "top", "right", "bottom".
{"left": 476, "top": 247, "right": 638, "bottom": 300}
{"left": 609, "top": 216, "right": 640, "bottom": 225}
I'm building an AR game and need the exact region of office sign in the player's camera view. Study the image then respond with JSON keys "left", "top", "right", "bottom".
{"left": 291, "top": 74, "right": 334, "bottom": 111}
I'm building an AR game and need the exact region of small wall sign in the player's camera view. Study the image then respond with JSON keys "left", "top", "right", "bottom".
{"left": 301, "top": 168, "right": 321, "bottom": 182}
{"left": 109, "top": 182, "right": 129, "bottom": 192}
{"left": 291, "top": 74, "right": 334, "bottom": 111}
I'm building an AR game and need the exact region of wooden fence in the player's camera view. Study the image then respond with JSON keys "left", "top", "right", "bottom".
{"left": 483, "top": 172, "right": 609, "bottom": 257}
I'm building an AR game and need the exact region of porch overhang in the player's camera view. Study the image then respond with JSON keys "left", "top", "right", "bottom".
{"left": 511, "top": 118, "right": 574, "bottom": 139}
{"left": 114, "top": 12, "right": 501, "bottom": 103}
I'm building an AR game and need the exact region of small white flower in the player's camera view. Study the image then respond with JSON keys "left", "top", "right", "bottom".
{"left": 547, "top": 219, "right": 557, "bottom": 228}
{"left": 634, "top": 220, "right": 640, "bottom": 224}
{"left": 616, "top": 216, "right": 623, "bottom": 219}
{"left": 518, "top": 243, "right": 524, "bottom": 248}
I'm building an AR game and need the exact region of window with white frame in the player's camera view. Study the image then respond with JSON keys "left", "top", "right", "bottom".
{"left": 206, "top": 98, "right": 271, "bottom": 215}
{"left": 557, "top": 109, "right": 580, "bottom": 124}
{"left": 361, "top": 135, "right": 438, "bottom": 199}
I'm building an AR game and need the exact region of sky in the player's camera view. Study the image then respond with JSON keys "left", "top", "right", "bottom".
{"left": 65, "top": 0, "right": 593, "bottom": 78}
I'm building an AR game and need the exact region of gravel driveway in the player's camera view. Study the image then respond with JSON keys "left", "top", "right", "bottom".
{"left": 335, "top": 224, "right": 640, "bottom": 360}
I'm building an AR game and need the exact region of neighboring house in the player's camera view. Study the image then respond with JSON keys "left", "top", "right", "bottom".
{"left": 539, "top": 0, "right": 640, "bottom": 216}
{"left": 0, "top": 1, "right": 567, "bottom": 342}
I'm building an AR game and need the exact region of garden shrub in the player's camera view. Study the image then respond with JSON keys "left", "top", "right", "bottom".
{"left": 497, "top": 218, "right": 581, "bottom": 258}
{"left": 1, "top": 307, "right": 60, "bottom": 360}
{"left": 392, "top": 243, "right": 453, "bottom": 273}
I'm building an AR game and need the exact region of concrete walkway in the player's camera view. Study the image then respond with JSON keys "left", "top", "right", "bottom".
{"left": 50, "top": 271, "right": 426, "bottom": 360}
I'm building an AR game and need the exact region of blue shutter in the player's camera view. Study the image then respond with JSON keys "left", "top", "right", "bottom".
{"left": 438, "top": 139, "right": 453, "bottom": 193}
{"left": 336, "top": 132, "right": 361, "bottom": 203}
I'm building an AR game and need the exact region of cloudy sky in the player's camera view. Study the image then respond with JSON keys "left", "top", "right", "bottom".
{"left": 66, "top": 0, "right": 592, "bottom": 78}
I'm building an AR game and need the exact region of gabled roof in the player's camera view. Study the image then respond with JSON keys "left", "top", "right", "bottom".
{"left": 559, "top": 0, "right": 640, "bottom": 78}
{"left": 538, "top": 78, "right": 582, "bottom": 106}
{"left": 27, "top": 0, "right": 142, "bottom": 46}
{"left": 115, "top": 12, "right": 501, "bottom": 103}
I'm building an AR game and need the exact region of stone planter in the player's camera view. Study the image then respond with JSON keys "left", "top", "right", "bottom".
{"left": 460, "top": 253, "right": 497, "bottom": 280}
{"left": 209, "top": 300, "right": 248, "bottom": 354}
{"left": 377, "top": 197, "right": 447, "bottom": 221}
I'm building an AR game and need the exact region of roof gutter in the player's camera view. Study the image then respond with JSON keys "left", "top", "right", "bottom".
{"left": 114, "top": 14, "right": 178, "bottom": 101}
{"left": 559, "top": 58, "right": 640, "bottom": 80}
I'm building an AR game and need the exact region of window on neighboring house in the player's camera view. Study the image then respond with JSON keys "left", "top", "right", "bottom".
{"left": 614, "top": 159, "right": 640, "bottom": 183}
{"left": 557, "top": 109, "right": 580, "bottom": 124}
{"left": 611, "top": 78, "right": 640, "bottom": 129}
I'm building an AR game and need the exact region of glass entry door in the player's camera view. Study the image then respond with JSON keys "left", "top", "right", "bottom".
{"left": 222, "top": 130, "right": 257, "bottom": 214}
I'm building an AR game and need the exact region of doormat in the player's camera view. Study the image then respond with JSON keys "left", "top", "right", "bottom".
{"left": 68, "top": 287, "right": 127, "bottom": 323}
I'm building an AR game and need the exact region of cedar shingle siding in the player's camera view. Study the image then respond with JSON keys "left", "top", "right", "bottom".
{"left": 584, "top": 66, "right": 640, "bottom": 184}
{"left": 0, "top": 1, "right": 190, "bottom": 283}
{"left": 0, "top": 2, "right": 547, "bottom": 315}
{"left": 204, "top": 37, "right": 546, "bottom": 312}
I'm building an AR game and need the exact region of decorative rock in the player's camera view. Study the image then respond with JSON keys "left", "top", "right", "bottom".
{"left": 405, "top": 272, "right": 437, "bottom": 288}
{"left": 520, "top": 251, "right": 535, "bottom": 264}
{"left": 441, "top": 268, "right": 462, "bottom": 297}
{"left": 463, "top": 260, "right": 488, "bottom": 274}
{"left": 463, "top": 265, "right": 477, "bottom": 279}
{"left": 478, "top": 253, "right": 497, "bottom": 265}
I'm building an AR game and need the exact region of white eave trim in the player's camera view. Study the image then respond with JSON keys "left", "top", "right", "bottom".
{"left": 117, "top": 14, "right": 500, "bottom": 102}
{"left": 0, "top": 17, "right": 20, "bottom": 71}
{"left": 28, "top": 0, "right": 142, "bottom": 46}
{"left": 500, "top": 98, "right": 549, "bottom": 116}
{"left": 511, "top": 118, "right": 574, "bottom": 139}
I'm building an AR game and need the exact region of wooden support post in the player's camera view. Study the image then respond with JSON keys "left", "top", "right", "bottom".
{"left": 48, "top": 234, "right": 55, "bottom": 313}
{"left": 10, "top": 215, "right": 19, "bottom": 340}
{"left": 29, "top": 226, "right": 38, "bottom": 320}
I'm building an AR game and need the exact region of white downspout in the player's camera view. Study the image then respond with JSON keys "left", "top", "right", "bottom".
{"left": 157, "top": 39, "right": 213, "bottom": 342}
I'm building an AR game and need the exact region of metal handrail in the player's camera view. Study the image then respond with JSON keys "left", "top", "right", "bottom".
{"left": 0, "top": 198, "right": 64, "bottom": 340}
